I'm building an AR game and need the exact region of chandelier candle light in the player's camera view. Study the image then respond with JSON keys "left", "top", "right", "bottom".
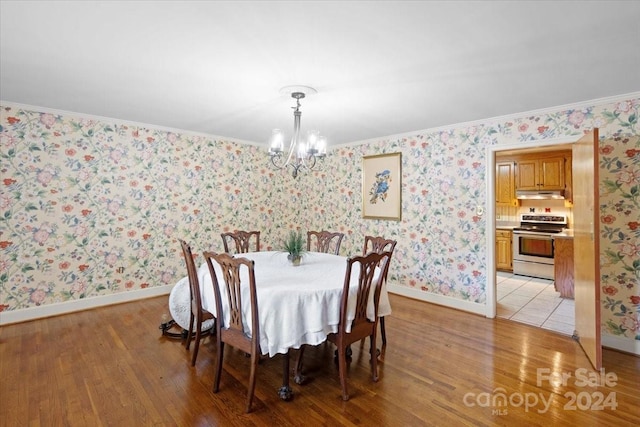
{"left": 268, "top": 86, "right": 327, "bottom": 178}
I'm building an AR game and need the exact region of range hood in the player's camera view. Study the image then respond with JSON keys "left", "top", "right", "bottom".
{"left": 516, "top": 189, "right": 565, "bottom": 200}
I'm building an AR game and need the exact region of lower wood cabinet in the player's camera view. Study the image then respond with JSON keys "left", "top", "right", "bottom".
{"left": 496, "top": 229, "right": 513, "bottom": 272}
{"left": 554, "top": 237, "right": 574, "bottom": 298}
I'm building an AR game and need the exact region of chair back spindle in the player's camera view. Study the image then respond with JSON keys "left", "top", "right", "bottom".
{"left": 307, "top": 230, "right": 345, "bottom": 255}
{"left": 221, "top": 230, "right": 260, "bottom": 254}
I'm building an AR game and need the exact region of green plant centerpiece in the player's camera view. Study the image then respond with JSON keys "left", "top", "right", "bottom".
{"left": 283, "top": 230, "right": 306, "bottom": 266}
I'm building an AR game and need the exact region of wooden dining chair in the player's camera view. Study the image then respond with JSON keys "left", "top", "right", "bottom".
{"left": 363, "top": 235, "right": 397, "bottom": 346}
{"left": 203, "top": 251, "right": 261, "bottom": 413}
{"left": 295, "top": 251, "right": 392, "bottom": 401}
{"left": 179, "top": 239, "right": 215, "bottom": 367}
{"left": 306, "top": 230, "right": 345, "bottom": 255}
{"left": 220, "top": 230, "right": 260, "bottom": 254}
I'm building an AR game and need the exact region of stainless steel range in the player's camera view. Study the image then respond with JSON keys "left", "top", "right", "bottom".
{"left": 512, "top": 214, "right": 567, "bottom": 279}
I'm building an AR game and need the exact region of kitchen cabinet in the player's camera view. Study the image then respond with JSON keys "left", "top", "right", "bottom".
{"left": 554, "top": 237, "right": 574, "bottom": 298}
{"left": 515, "top": 156, "right": 566, "bottom": 190}
{"left": 496, "top": 161, "right": 518, "bottom": 206}
{"left": 564, "top": 156, "right": 573, "bottom": 203}
{"left": 496, "top": 229, "right": 513, "bottom": 271}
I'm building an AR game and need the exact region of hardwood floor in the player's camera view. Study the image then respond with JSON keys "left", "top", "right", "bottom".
{"left": 1, "top": 294, "right": 638, "bottom": 426}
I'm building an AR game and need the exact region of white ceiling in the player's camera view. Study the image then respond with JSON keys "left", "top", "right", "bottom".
{"left": 1, "top": 1, "right": 639, "bottom": 146}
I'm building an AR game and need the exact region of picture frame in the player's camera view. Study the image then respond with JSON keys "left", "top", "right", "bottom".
{"left": 362, "top": 152, "right": 402, "bottom": 220}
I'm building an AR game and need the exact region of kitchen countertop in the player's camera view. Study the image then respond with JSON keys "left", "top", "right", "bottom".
{"left": 495, "top": 221, "right": 518, "bottom": 229}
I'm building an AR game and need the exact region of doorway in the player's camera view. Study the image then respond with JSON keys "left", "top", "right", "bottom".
{"left": 486, "top": 137, "right": 575, "bottom": 336}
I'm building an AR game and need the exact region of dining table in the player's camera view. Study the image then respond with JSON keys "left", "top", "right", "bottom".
{"left": 168, "top": 250, "right": 392, "bottom": 400}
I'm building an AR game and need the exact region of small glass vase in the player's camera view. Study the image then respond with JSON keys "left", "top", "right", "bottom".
{"left": 287, "top": 254, "right": 302, "bottom": 266}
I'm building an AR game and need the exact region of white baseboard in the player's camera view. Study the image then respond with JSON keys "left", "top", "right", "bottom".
{"left": 0, "top": 284, "right": 173, "bottom": 325}
{"left": 387, "top": 284, "right": 486, "bottom": 316}
{"left": 602, "top": 334, "right": 640, "bottom": 357}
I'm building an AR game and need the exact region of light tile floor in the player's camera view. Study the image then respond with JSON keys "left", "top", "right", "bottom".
{"left": 496, "top": 271, "right": 575, "bottom": 336}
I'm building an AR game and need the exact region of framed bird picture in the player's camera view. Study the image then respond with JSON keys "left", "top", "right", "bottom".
{"left": 362, "top": 152, "right": 402, "bottom": 220}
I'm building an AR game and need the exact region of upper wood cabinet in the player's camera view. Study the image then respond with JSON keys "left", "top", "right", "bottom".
{"left": 496, "top": 161, "right": 517, "bottom": 206}
{"left": 564, "top": 155, "right": 573, "bottom": 203}
{"left": 496, "top": 150, "right": 572, "bottom": 202}
{"left": 515, "top": 156, "right": 566, "bottom": 190}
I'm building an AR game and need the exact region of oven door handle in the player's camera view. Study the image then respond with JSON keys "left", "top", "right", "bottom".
{"left": 512, "top": 231, "right": 554, "bottom": 238}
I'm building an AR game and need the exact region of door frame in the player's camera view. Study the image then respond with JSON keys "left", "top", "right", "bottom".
{"left": 485, "top": 136, "right": 577, "bottom": 318}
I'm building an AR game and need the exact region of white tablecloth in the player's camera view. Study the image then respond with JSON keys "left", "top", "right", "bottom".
{"left": 170, "top": 251, "right": 391, "bottom": 357}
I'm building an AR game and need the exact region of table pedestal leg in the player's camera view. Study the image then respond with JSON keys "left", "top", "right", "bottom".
{"left": 293, "top": 346, "right": 307, "bottom": 385}
{"left": 278, "top": 349, "right": 294, "bottom": 401}
{"left": 159, "top": 319, "right": 188, "bottom": 340}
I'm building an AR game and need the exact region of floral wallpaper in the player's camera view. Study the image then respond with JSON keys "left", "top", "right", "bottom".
{"left": 598, "top": 131, "right": 640, "bottom": 340}
{"left": 1, "top": 95, "right": 638, "bottom": 346}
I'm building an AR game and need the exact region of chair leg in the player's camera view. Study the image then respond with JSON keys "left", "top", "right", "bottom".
{"left": 246, "top": 350, "right": 259, "bottom": 413}
{"left": 185, "top": 314, "right": 194, "bottom": 350}
{"left": 380, "top": 316, "right": 386, "bottom": 346}
{"left": 213, "top": 341, "right": 224, "bottom": 393}
{"left": 370, "top": 333, "right": 379, "bottom": 382}
{"left": 191, "top": 323, "right": 201, "bottom": 366}
{"left": 337, "top": 344, "right": 349, "bottom": 401}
